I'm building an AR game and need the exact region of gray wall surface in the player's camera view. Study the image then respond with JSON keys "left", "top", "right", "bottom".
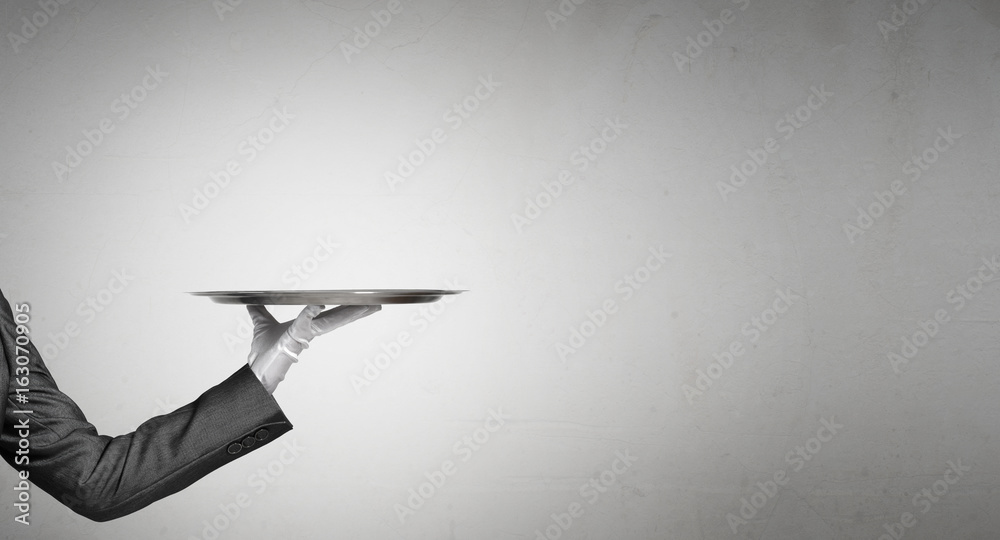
{"left": 1, "top": 0, "right": 999, "bottom": 538}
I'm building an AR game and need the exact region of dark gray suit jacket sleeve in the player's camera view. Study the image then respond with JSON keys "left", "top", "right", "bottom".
{"left": 0, "top": 289, "right": 293, "bottom": 522}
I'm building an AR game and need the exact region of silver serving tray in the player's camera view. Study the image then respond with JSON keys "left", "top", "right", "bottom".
{"left": 189, "top": 289, "right": 465, "bottom": 305}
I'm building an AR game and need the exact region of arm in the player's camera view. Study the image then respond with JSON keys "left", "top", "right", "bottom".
{"left": 0, "top": 291, "right": 291, "bottom": 522}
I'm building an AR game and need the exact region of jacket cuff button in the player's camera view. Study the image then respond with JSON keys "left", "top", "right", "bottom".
{"left": 254, "top": 428, "right": 269, "bottom": 441}
{"left": 227, "top": 442, "right": 243, "bottom": 455}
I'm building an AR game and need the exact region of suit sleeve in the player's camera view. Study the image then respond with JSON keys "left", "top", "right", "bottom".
{"left": 0, "top": 291, "right": 293, "bottom": 522}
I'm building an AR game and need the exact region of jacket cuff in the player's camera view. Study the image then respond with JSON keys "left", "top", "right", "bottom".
{"left": 209, "top": 364, "right": 293, "bottom": 460}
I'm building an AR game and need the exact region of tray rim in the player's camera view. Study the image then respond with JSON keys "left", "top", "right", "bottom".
{"left": 189, "top": 289, "right": 464, "bottom": 295}
{"left": 187, "top": 289, "right": 467, "bottom": 305}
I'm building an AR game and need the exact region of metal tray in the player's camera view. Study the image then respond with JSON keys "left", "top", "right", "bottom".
{"left": 189, "top": 289, "right": 465, "bottom": 305}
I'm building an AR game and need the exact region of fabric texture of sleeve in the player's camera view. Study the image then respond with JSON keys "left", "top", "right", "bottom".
{"left": 0, "top": 288, "right": 293, "bottom": 522}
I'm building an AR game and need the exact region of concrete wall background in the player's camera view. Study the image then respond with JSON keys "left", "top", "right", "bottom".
{"left": 1, "top": 0, "right": 999, "bottom": 538}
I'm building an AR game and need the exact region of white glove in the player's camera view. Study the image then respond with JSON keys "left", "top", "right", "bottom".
{"left": 247, "top": 304, "right": 381, "bottom": 393}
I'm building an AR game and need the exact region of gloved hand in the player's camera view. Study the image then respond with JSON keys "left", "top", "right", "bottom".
{"left": 246, "top": 304, "right": 381, "bottom": 393}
